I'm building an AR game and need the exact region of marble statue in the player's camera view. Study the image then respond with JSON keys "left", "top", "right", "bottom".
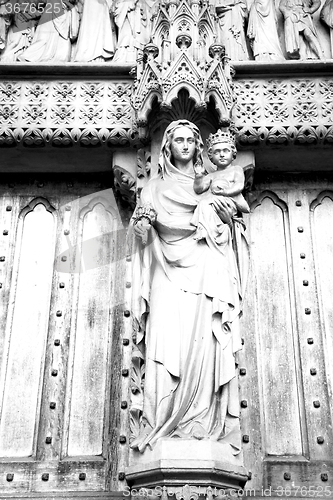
{"left": 192, "top": 129, "right": 250, "bottom": 243}
{"left": 320, "top": 0, "right": 333, "bottom": 56}
{"left": 130, "top": 120, "right": 249, "bottom": 453}
{"left": 73, "top": 0, "right": 116, "bottom": 62}
{"left": 247, "top": 0, "right": 284, "bottom": 60}
{"left": 215, "top": 0, "right": 249, "bottom": 60}
{"left": 112, "top": 0, "right": 154, "bottom": 63}
{"left": 1, "top": 7, "right": 42, "bottom": 62}
{"left": 18, "top": 0, "right": 80, "bottom": 62}
{"left": 0, "top": 1, "right": 11, "bottom": 51}
{"left": 279, "top": 0, "right": 324, "bottom": 59}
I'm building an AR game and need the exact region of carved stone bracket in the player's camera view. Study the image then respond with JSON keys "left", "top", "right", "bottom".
{"left": 126, "top": 439, "right": 248, "bottom": 492}
{"left": 112, "top": 165, "right": 137, "bottom": 209}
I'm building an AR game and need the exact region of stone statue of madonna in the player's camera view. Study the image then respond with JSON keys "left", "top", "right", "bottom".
{"left": 130, "top": 120, "right": 249, "bottom": 456}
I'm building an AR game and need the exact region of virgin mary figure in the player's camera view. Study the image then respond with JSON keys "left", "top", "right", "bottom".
{"left": 130, "top": 120, "right": 249, "bottom": 454}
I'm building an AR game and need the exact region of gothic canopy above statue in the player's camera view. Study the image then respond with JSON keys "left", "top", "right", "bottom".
{"left": 131, "top": 0, "right": 235, "bottom": 136}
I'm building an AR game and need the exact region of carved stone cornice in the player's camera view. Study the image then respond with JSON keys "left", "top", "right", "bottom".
{"left": 0, "top": 63, "right": 135, "bottom": 79}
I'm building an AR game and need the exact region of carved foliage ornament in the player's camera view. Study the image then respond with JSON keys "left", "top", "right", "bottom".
{"left": 234, "top": 78, "right": 333, "bottom": 146}
{"left": 0, "top": 81, "right": 138, "bottom": 147}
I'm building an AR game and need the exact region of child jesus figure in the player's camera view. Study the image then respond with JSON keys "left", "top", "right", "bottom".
{"left": 191, "top": 128, "right": 250, "bottom": 244}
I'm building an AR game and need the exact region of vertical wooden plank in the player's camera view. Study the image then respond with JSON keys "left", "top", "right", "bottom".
{"left": 250, "top": 193, "right": 303, "bottom": 456}
{"left": 240, "top": 213, "right": 265, "bottom": 491}
{"left": 0, "top": 192, "right": 17, "bottom": 378}
{"left": 287, "top": 188, "right": 333, "bottom": 461}
{"left": 66, "top": 201, "right": 115, "bottom": 457}
{"left": 0, "top": 200, "right": 56, "bottom": 457}
{"left": 310, "top": 193, "right": 333, "bottom": 440}
{"left": 36, "top": 188, "right": 79, "bottom": 463}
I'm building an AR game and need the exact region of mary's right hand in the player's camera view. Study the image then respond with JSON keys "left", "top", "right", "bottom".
{"left": 134, "top": 219, "right": 151, "bottom": 245}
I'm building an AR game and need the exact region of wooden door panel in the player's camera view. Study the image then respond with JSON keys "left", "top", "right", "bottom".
{"left": 243, "top": 176, "right": 333, "bottom": 491}
{"left": 248, "top": 193, "right": 303, "bottom": 456}
{"left": 66, "top": 202, "right": 116, "bottom": 457}
{"left": 0, "top": 175, "right": 127, "bottom": 495}
{"left": 0, "top": 200, "right": 56, "bottom": 458}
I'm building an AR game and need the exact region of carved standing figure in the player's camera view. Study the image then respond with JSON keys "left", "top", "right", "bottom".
{"left": 19, "top": 0, "right": 80, "bottom": 62}
{"left": 279, "top": 0, "right": 324, "bottom": 59}
{"left": 1, "top": 6, "right": 43, "bottom": 62}
{"left": 73, "top": 0, "right": 116, "bottom": 62}
{"left": 215, "top": 0, "right": 249, "bottom": 60}
{"left": 112, "top": 0, "right": 153, "bottom": 63}
{"left": 247, "top": 0, "right": 284, "bottom": 60}
{"left": 320, "top": 0, "right": 333, "bottom": 56}
{"left": 131, "top": 120, "right": 249, "bottom": 453}
{"left": 0, "top": 0, "right": 11, "bottom": 52}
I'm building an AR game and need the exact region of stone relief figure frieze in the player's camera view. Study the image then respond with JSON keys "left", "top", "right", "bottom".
{"left": 73, "top": 0, "right": 116, "bottom": 62}
{"left": 112, "top": 0, "right": 155, "bottom": 63}
{"left": 1, "top": 4, "right": 41, "bottom": 61}
{"left": 0, "top": 0, "right": 11, "bottom": 50}
{"left": 214, "top": 0, "right": 250, "bottom": 60}
{"left": 0, "top": 0, "right": 330, "bottom": 64}
{"left": 321, "top": 0, "right": 333, "bottom": 56}
{"left": 247, "top": 0, "right": 285, "bottom": 60}
{"left": 130, "top": 120, "right": 249, "bottom": 453}
{"left": 18, "top": 0, "right": 80, "bottom": 62}
{"left": 279, "top": 0, "right": 325, "bottom": 59}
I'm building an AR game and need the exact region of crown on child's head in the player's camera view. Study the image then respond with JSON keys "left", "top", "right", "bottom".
{"left": 206, "top": 128, "right": 236, "bottom": 151}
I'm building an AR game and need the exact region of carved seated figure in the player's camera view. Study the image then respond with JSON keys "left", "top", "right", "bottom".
{"left": 192, "top": 129, "right": 250, "bottom": 244}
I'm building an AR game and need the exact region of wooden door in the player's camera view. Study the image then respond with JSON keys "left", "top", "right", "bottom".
{"left": 240, "top": 172, "right": 333, "bottom": 494}
{"left": 0, "top": 174, "right": 130, "bottom": 496}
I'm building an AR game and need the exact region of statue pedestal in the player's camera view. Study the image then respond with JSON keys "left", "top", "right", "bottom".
{"left": 126, "top": 439, "right": 249, "bottom": 492}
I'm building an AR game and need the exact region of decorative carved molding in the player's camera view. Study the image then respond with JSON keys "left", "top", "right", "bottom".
{"left": 1, "top": 73, "right": 333, "bottom": 148}
{"left": 0, "top": 80, "right": 138, "bottom": 147}
{"left": 233, "top": 78, "right": 333, "bottom": 146}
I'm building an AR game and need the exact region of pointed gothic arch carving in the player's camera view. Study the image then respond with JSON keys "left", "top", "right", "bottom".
{"left": 19, "top": 197, "right": 56, "bottom": 218}
{"left": 310, "top": 190, "right": 333, "bottom": 212}
{"left": 250, "top": 190, "right": 288, "bottom": 212}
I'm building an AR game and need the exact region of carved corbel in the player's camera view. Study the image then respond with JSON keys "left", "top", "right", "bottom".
{"left": 112, "top": 150, "right": 139, "bottom": 209}
{"left": 112, "top": 165, "right": 136, "bottom": 209}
